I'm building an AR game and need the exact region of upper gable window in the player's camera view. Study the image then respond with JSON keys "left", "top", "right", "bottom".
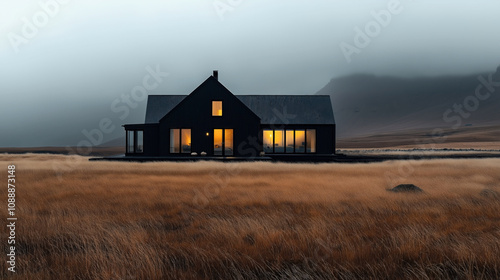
{"left": 212, "top": 101, "right": 223, "bottom": 116}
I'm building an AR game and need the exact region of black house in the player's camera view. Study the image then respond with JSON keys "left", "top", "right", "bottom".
{"left": 123, "top": 71, "right": 335, "bottom": 158}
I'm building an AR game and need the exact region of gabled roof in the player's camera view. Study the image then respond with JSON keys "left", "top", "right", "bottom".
{"left": 145, "top": 95, "right": 185, "bottom": 123}
{"left": 157, "top": 76, "right": 260, "bottom": 124}
{"left": 145, "top": 95, "right": 335, "bottom": 124}
{"left": 236, "top": 95, "right": 335, "bottom": 125}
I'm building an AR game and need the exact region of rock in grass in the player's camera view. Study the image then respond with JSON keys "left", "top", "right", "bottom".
{"left": 480, "top": 189, "right": 499, "bottom": 199}
{"left": 389, "top": 184, "right": 423, "bottom": 193}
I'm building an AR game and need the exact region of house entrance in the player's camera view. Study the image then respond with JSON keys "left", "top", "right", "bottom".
{"left": 213, "top": 129, "right": 233, "bottom": 156}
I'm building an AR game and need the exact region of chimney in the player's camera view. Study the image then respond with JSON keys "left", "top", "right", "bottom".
{"left": 213, "top": 70, "right": 218, "bottom": 80}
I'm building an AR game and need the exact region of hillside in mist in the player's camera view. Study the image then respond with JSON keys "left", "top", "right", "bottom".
{"left": 317, "top": 67, "right": 500, "bottom": 139}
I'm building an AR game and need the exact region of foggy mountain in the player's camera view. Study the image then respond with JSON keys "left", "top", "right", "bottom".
{"left": 317, "top": 67, "right": 500, "bottom": 139}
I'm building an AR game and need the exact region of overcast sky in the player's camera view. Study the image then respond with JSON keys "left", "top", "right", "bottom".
{"left": 1, "top": 0, "right": 500, "bottom": 147}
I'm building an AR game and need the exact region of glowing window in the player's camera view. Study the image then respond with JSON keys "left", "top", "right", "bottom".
{"left": 170, "top": 129, "right": 180, "bottom": 153}
{"left": 170, "top": 129, "right": 191, "bottom": 154}
{"left": 263, "top": 129, "right": 315, "bottom": 154}
{"left": 181, "top": 129, "right": 191, "bottom": 154}
{"left": 212, "top": 101, "right": 223, "bottom": 116}
{"left": 274, "top": 130, "right": 284, "bottom": 153}
{"left": 295, "top": 130, "right": 305, "bottom": 153}
{"left": 214, "top": 129, "right": 223, "bottom": 155}
{"left": 263, "top": 130, "right": 273, "bottom": 153}
{"left": 306, "top": 129, "right": 316, "bottom": 153}
{"left": 224, "top": 129, "right": 233, "bottom": 156}
{"left": 286, "top": 130, "right": 294, "bottom": 153}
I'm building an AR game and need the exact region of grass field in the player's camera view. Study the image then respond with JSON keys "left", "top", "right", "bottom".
{"left": 1, "top": 154, "right": 499, "bottom": 279}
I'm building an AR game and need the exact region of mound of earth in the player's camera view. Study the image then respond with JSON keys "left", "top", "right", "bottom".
{"left": 388, "top": 184, "right": 423, "bottom": 193}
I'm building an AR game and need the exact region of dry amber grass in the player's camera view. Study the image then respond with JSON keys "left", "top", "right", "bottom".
{"left": 1, "top": 154, "right": 499, "bottom": 279}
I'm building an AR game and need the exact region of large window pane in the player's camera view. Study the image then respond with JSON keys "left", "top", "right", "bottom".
{"left": 214, "top": 129, "right": 223, "bottom": 155}
{"left": 225, "top": 129, "right": 233, "bottom": 156}
{"left": 181, "top": 129, "right": 191, "bottom": 153}
{"left": 286, "top": 130, "right": 294, "bottom": 153}
{"left": 306, "top": 129, "right": 316, "bottom": 153}
{"left": 274, "top": 130, "right": 284, "bottom": 153}
{"left": 295, "top": 130, "right": 305, "bottom": 153}
{"left": 127, "top": 131, "right": 134, "bottom": 153}
{"left": 170, "top": 129, "right": 180, "bottom": 153}
{"left": 263, "top": 130, "right": 273, "bottom": 153}
{"left": 212, "top": 101, "right": 222, "bottom": 116}
{"left": 136, "top": 131, "right": 144, "bottom": 153}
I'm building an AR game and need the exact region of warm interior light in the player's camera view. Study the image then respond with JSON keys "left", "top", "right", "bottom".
{"left": 263, "top": 130, "right": 273, "bottom": 153}
{"left": 206, "top": 132, "right": 209, "bottom": 136}
{"left": 212, "top": 101, "right": 223, "bottom": 116}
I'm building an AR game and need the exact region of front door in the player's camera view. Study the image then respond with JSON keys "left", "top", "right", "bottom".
{"left": 213, "top": 129, "right": 233, "bottom": 156}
